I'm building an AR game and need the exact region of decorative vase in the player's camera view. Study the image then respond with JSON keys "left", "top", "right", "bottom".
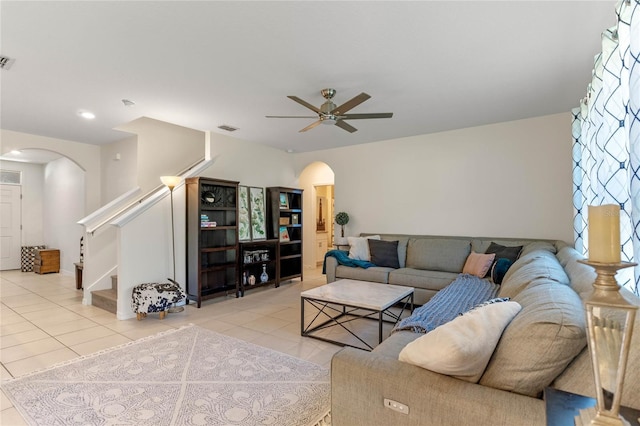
{"left": 260, "top": 264, "right": 269, "bottom": 283}
{"left": 248, "top": 275, "right": 256, "bottom": 285}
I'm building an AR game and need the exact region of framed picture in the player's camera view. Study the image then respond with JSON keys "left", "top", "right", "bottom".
{"left": 291, "top": 213, "right": 299, "bottom": 224}
{"left": 279, "top": 226, "right": 290, "bottom": 242}
{"left": 238, "top": 186, "right": 251, "bottom": 241}
{"left": 249, "top": 187, "right": 266, "bottom": 240}
{"left": 279, "top": 217, "right": 290, "bottom": 225}
{"left": 279, "top": 193, "right": 289, "bottom": 209}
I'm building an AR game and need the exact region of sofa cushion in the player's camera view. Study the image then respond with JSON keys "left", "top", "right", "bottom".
{"left": 556, "top": 246, "right": 596, "bottom": 299}
{"left": 348, "top": 235, "right": 380, "bottom": 260}
{"left": 389, "top": 268, "right": 460, "bottom": 292}
{"left": 368, "top": 239, "right": 400, "bottom": 268}
{"left": 498, "top": 250, "right": 570, "bottom": 299}
{"left": 520, "top": 241, "right": 557, "bottom": 257}
{"left": 335, "top": 265, "right": 393, "bottom": 283}
{"left": 399, "top": 301, "right": 522, "bottom": 383}
{"left": 479, "top": 281, "right": 587, "bottom": 397}
{"left": 406, "top": 238, "right": 471, "bottom": 273}
{"left": 462, "top": 252, "right": 495, "bottom": 278}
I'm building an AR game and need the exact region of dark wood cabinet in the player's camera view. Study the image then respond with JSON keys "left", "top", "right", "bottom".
{"left": 266, "top": 187, "right": 303, "bottom": 282}
{"left": 186, "top": 177, "right": 239, "bottom": 307}
{"left": 238, "top": 239, "right": 279, "bottom": 297}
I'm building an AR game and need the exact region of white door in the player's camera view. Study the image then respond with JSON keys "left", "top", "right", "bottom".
{"left": 0, "top": 184, "right": 22, "bottom": 270}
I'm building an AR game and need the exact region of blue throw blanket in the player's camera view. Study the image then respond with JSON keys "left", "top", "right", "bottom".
{"left": 392, "top": 274, "right": 499, "bottom": 334}
{"left": 322, "top": 249, "right": 375, "bottom": 274}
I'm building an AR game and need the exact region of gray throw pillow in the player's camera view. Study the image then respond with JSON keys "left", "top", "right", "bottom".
{"left": 368, "top": 239, "right": 400, "bottom": 268}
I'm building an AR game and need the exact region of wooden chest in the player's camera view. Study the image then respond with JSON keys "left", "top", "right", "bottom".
{"left": 34, "top": 249, "right": 60, "bottom": 274}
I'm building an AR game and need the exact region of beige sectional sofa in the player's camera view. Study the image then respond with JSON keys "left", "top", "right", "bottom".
{"left": 328, "top": 235, "right": 640, "bottom": 425}
{"left": 324, "top": 233, "right": 562, "bottom": 305}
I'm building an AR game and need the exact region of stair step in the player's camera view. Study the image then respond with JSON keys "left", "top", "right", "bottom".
{"left": 92, "top": 289, "right": 117, "bottom": 314}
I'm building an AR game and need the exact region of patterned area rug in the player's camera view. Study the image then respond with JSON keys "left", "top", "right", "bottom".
{"left": 2, "top": 325, "right": 331, "bottom": 425}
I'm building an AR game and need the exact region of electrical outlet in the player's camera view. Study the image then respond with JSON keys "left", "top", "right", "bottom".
{"left": 384, "top": 398, "right": 409, "bottom": 415}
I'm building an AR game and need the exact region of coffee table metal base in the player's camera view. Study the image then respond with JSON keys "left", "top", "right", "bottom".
{"left": 301, "top": 293, "right": 413, "bottom": 351}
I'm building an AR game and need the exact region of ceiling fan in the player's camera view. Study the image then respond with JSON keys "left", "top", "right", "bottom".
{"left": 266, "top": 88, "right": 393, "bottom": 133}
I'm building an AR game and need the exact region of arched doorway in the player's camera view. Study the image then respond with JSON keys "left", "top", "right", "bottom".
{"left": 0, "top": 148, "right": 85, "bottom": 273}
{"left": 299, "top": 162, "right": 335, "bottom": 271}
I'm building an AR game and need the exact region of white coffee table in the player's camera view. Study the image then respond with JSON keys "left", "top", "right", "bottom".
{"left": 301, "top": 279, "right": 414, "bottom": 351}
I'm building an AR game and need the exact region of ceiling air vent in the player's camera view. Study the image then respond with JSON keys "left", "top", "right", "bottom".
{"left": 218, "top": 125, "right": 238, "bottom": 132}
{"left": 0, "top": 56, "right": 15, "bottom": 70}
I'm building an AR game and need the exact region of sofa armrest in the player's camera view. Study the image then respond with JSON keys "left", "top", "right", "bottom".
{"left": 331, "top": 347, "right": 545, "bottom": 426}
{"left": 325, "top": 256, "right": 338, "bottom": 283}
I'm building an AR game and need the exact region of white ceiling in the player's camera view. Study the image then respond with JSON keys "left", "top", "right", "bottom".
{"left": 0, "top": 1, "right": 616, "bottom": 156}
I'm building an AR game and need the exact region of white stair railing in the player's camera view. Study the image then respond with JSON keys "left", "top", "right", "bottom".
{"left": 79, "top": 158, "right": 212, "bottom": 318}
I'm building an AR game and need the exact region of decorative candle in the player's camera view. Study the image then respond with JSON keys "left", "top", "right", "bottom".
{"left": 588, "top": 204, "right": 621, "bottom": 263}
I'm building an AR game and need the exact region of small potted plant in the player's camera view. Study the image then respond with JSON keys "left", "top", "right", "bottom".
{"left": 335, "top": 211, "right": 350, "bottom": 244}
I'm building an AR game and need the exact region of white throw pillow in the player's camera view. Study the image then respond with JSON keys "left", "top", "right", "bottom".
{"left": 347, "top": 235, "right": 381, "bottom": 261}
{"left": 398, "top": 301, "right": 522, "bottom": 383}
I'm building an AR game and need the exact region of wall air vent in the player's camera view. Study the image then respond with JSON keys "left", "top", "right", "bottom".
{"left": 218, "top": 125, "right": 238, "bottom": 132}
{"left": 0, "top": 56, "right": 15, "bottom": 70}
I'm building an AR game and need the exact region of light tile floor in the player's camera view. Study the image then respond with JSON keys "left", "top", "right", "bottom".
{"left": 0, "top": 267, "right": 354, "bottom": 425}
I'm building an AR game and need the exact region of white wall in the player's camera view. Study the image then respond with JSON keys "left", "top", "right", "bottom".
{"left": 294, "top": 113, "right": 573, "bottom": 244}
{"left": 115, "top": 117, "right": 204, "bottom": 193}
{"left": 1, "top": 129, "right": 101, "bottom": 213}
{"left": 200, "top": 131, "right": 298, "bottom": 187}
{"left": 43, "top": 157, "right": 85, "bottom": 273}
{"left": 0, "top": 160, "right": 45, "bottom": 246}
{"left": 100, "top": 135, "right": 138, "bottom": 204}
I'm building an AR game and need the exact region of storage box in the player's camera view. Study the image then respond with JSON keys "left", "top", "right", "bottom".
{"left": 34, "top": 249, "right": 60, "bottom": 274}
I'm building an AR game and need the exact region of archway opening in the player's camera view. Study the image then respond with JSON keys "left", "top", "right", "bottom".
{"left": 299, "top": 161, "right": 335, "bottom": 271}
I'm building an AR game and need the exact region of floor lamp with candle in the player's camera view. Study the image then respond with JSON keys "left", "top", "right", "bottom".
{"left": 576, "top": 204, "right": 637, "bottom": 425}
{"left": 160, "top": 175, "right": 184, "bottom": 313}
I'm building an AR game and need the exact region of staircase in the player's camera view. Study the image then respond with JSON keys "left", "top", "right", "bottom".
{"left": 92, "top": 275, "right": 118, "bottom": 314}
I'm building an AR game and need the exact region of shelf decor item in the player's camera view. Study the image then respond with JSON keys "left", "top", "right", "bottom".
{"left": 576, "top": 205, "right": 638, "bottom": 426}
{"left": 279, "top": 193, "right": 289, "bottom": 209}
{"left": 238, "top": 186, "right": 251, "bottom": 241}
{"left": 249, "top": 187, "right": 266, "bottom": 240}
{"left": 279, "top": 226, "right": 290, "bottom": 242}
{"left": 260, "top": 264, "right": 269, "bottom": 283}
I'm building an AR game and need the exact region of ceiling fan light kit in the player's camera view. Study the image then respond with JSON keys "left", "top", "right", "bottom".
{"left": 266, "top": 88, "right": 393, "bottom": 133}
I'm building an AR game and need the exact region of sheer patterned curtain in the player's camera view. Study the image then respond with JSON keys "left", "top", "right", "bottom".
{"left": 572, "top": 0, "right": 640, "bottom": 295}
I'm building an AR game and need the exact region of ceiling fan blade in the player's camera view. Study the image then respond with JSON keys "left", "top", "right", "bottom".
{"left": 265, "top": 115, "right": 317, "bottom": 118}
{"left": 331, "top": 92, "right": 371, "bottom": 115}
{"left": 288, "top": 96, "right": 322, "bottom": 114}
{"left": 340, "top": 112, "right": 394, "bottom": 120}
{"left": 299, "top": 120, "right": 322, "bottom": 132}
{"left": 335, "top": 120, "right": 358, "bottom": 133}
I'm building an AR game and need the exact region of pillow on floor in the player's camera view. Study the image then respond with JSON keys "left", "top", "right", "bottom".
{"left": 398, "top": 301, "right": 522, "bottom": 383}
{"left": 348, "top": 235, "right": 380, "bottom": 261}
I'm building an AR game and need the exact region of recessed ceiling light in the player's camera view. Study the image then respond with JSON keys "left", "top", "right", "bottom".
{"left": 79, "top": 111, "right": 96, "bottom": 119}
{"left": 286, "top": 149, "right": 294, "bottom": 153}
{"left": 10, "top": 150, "right": 21, "bottom": 155}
